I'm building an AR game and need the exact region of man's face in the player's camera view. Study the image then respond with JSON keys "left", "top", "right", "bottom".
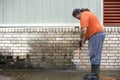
{"left": 75, "top": 13, "right": 81, "bottom": 20}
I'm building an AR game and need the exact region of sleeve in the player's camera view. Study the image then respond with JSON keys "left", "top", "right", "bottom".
{"left": 80, "top": 13, "right": 89, "bottom": 28}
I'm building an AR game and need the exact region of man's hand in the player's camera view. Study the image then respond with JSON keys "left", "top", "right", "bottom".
{"left": 79, "top": 40, "right": 85, "bottom": 48}
{"left": 79, "top": 40, "right": 82, "bottom": 48}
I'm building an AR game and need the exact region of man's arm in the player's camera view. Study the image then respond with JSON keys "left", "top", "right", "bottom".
{"left": 80, "top": 27, "right": 87, "bottom": 47}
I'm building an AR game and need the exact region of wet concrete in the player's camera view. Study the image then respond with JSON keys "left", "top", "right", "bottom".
{"left": 0, "top": 75, "right": 11, "bottom": 80}
{"left": 0, "top": 69, "right": 120, "bottom": 80}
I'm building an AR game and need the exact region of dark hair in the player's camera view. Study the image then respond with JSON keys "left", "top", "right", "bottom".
{"left": 72, "top": 8, "right": 90, "bottom": 17}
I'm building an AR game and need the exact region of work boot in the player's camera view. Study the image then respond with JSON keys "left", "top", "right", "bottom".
{"left": 91, "top": 64, "right": 100, "bottom": 80}
{"left": 83, "top": 73, "right": 98, "bottom": 80}
{"left": 83, "top": 65, "right": 100, "bottom": 80}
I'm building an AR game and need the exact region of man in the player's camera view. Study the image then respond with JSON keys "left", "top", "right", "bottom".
{"left": 72, "top": 8, "right": 105, "bottom": 80}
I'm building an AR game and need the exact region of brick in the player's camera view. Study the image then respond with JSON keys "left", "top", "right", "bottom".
{"left": 4, "top": 35, "right": 11, "bottom": 37}
{"left": 107, "top": 34, "right": 116, "bottom": 38}
{"left": 63, "top": 35, "right": 71, "bottom": 37}
{"left": 10, "top": 41, "right": 19, "bottom": 44}
{"left": 118, "top": 38, "right": 120, "bottom": 40}
{"left": 101, "top": 60, "right": 107, "bottom": 63}
{"left": 114, "top": 66, "right": 120, "bottom": 69}
{"left": 103, "top": 44, "right": 109, "bottom": 47}
{"left": 53, "top": 41, "right": 63, "bottom": 43}
{"left": 54, "top": 35, "right": 63, "bottom": 37}
{"left": 108, "top": 57, "right": 117, "bottom": 59}
{"left": 21, "top": 44, "right": 29, "bottom": 47}
{"left": 109, "top": 38, "right": 118, "bottom": 40}
{"left": 3, "top": 41, "right": 10, "bottom": 43}
{"left": 45, "top": 35, "right": 54, "bottom": 37}
{"left": 101, "top": 63, "right": 109, "bottom": 66}
{"left": 109, "top": 51, "right": 117, "bottom": 54}
{"left": 107, "top": 54, "right": 115, "bottom": 56}
{"left": 109, "top": 63, "right": 118, "bottom": 66}
{"left": 19, "top": 47, "right": 28, "bottom": 50}
{"left": 117, "top": 44, "right": 120, "bottom": 47}
{"left": 64, "top": 38, "right": 73, "bottom": 40}
{"left": 115, "top": 41, "right": 120, "bottom": 43}
{"left": 4, "top": 44, "right": 12, "bottom": 46}
{"left": 105, "top": 38, "right": 109, "bottom": 40}
{"left": 107, "top": 60, "right": 115, "bottom": 63}
{"left": 109, "top": 44, "right": 117, "bottom": 47}
{"left": 116, "top": 35, "right": 120, "bottom": 37}
{"left": 73, "top": 38, "right": 80, "bottom": 40}
{"left": 0, "top": 35, "right": 3, "bottom": 37}
{"left": 107, "top": 41, "right": 116, "bottom": 44}
{"left": 101, "top": 57, "right": 108, "bottom": 60}
{"left": 19, "top": 34, "right": 28, "bottom": 37}
{"left": 72, "top": 34, "right": 79, "bottom": 37}
{"left": 116, "top": 60, "right": 120, "bottom": 62}
{"left": 11, "top": 47, "right": 19, "bottom": 50}
{"left": 105, "top": 66, "right": 114, "bottom": 69}
{"left": 116, "top": 54, "right": 120, "bottom": 56}
{"left": 12, "top": 44, "right": 21, "bottom": 47}
{"left": 0, "top": 43, "right": 5, "bottom": 47}
{"left": 21, "top": 50, "right": 29, "bottom": 52}
{"left": 100, "top": 66, "right": 105, "bottom": 69}
{"left": 13, "top": 50, "right": 21, "bottom": 52}
{"left": 102, "top": 50, "right": 108, "bottom": 53}
{"left": 56, "top": 38, "right": 64, "bottom": 40}
{"left": 22, "top": 38, "right": 28, "bottom": 40}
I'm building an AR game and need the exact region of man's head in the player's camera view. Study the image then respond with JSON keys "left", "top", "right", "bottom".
{"left": 72, "top": 8, "right": 90, "bottom": 20}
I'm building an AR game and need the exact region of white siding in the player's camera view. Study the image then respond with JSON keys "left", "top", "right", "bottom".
{"left": 0, "top": 0, "right": 102, "bottom": 24}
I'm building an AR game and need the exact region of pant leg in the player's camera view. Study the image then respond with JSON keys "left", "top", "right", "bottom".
{"left": 89, "top": 32, "right": 105, "bottom": 65}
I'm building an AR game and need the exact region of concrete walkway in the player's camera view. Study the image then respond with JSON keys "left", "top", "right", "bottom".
{"left": 0, "top": 70, "right": 119, "bottom": 80}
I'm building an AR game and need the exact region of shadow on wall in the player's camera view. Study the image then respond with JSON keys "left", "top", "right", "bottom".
{"left": 27, "top": 32, "right": 79, "bottom": 70}
{"left": 0, "top": 53, "right": 31, "bottom": 69}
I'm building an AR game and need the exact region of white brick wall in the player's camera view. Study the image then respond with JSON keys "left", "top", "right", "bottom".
{"left": 0, "top": 27, "right": 119, "bottom": 70}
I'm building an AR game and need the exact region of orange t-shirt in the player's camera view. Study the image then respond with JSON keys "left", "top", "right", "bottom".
{"left": 80, "top": 11, "right": 104, "bottom": 40}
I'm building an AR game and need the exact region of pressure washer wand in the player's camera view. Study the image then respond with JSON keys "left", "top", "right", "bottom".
{"left": 78, "top": 40, "right": 91, "bottom": 71}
